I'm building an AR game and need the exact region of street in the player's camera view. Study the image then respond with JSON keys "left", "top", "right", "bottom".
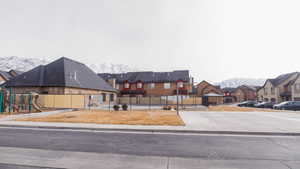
{"left": 0, "top": 127, "right": 299, "bottom": 169}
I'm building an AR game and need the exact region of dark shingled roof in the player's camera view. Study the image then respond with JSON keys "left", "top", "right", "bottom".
{"left": 268, "top": 72, "right": 299, "bottom": 86}
{"left": 0, "top": 71, "right": 13, "bottom": 80}
{"left": 98, "top": 70, "right": 190, "bottom": 83}
{"left": 5, "top": 57, "right": 117, "bottom": 92}
{"left": 222, "top": 87, "right": 236, "bottom": 93}
{"left": 0, "top": 69, "right": 23, "bottom": 80}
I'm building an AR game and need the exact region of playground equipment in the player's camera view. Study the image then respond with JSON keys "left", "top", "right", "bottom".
{"left": 30, "top": 92, "right": 42, "bottom": 112}
{"left": 0, "top": 88, "right": 43, "bottom": 114}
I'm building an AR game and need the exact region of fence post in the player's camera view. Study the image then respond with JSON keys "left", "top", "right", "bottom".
{"left": 166, "top": 96, "right": 168, "bottom": 106}
{"left": 181, "top": 95, "right": 183, "bottom": 110}
{"left": 149, "top": 96, "right": 151, "bottom": 110}
{"left": 129, "top": 96, "right": 132, "bottom": 111}
{"left": 109, "top": 97, "right": 111, "bottom": 112}
{"left": 8, "top": 88, "right": 12, "bottom": 113}
{"left": 28, "top": 94, "right": 32, "bottom": 113}
{"left": 0, "top": 90, "right": 3, "bottom": 113}
{"left": 88, "top": 95, "right": 91, "bottom": 110}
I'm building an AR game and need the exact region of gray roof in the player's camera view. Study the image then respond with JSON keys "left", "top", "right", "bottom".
{"left": 268, "top": 72, "right": 299, "bottom": 86}
{"left": 0, "top": 69, "right": 23, "bottom": 80}
{"left": 0, "top": 71, "right": 13, "bottom": 80}
{"left": 5, "top": 57, "right": 116, "bottom": 92}
{"left": 239, "top": 85, "right": 260, "bottom": 91}
{"left": 222, "top": 87, "right": 236, "bottom": 93}
{"left": 203, "top": 92, "right": 223, "bottom": 97}
{"left": 98, "top": 70, "right": 190, "bottom": 83}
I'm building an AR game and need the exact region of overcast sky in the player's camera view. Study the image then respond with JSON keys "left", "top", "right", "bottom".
{"left": 1, "top": 0, "right": 300, "bottom": 83}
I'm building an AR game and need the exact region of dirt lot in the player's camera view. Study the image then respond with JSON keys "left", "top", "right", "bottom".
{"left": 207, "top": 105, "right": 281, "bottom": 112}
{"left": 17, "top": 110, "right": 185, "bottom": 126}
{"left": 0, "top": 114, "right": 8, "bottom": 119}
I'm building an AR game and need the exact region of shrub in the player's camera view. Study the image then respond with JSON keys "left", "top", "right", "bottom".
{"left": 122, "top": 104, "right": 128, "bottom": 111}
{"left": 163, "top": 105, "right": 172, "bottom": 110}
{"left": 113, "top": 105, "right": 120, "bottom": 111}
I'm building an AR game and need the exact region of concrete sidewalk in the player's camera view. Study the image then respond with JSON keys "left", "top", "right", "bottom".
{"left": 1, "top": 111, "right": 300, "bottom": 135}
{"left": 0, "top": 109, "right": 73, "bottom": 122}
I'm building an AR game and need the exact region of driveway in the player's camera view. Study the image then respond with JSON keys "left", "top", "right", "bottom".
{"left": 181, "top": 111, "right": 300, "bottom": 133}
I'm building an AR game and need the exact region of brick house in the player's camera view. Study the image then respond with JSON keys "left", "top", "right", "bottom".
{"left": 233, "top": 85, "right": 259, "bottom": 102}
{"left": 98, "top": 70, "right": 193, "bottom": 97}
{"left": 258, "top": 72, "right": 300, "bottom": 103}
{"left": 4, "top": 57, "right": 117, "bottom": 101}
{"left": 222, "top": 87, "right": 237, "bottom": 103}
{"left": 195, "top": 81, "right": 223, "bottom": 96}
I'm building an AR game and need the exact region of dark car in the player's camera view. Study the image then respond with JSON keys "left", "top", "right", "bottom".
{"left": 237, "top": 101, "right": 257, "bottom": 107}
{"left": 254, "top": 102, "right": 275, "bottom": 109}
{"left": 273, "top": 101, "right": 300, "bottom": 111}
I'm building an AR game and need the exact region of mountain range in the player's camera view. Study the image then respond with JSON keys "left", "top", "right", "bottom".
{"left": 0, "top": 56, "right": 266, "bottom": 88}
{"left": 214, "top": 78, "right": 266, "bottom": 88}
{"left": 0, "top": 56, "right": 138, "bottom": 74}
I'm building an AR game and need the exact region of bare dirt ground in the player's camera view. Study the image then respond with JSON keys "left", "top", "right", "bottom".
{"left": 17, "top": 110, "right": 185, "bottom": 126}
{"left": 0, "top": 114, "right": 8, "bottom": 119}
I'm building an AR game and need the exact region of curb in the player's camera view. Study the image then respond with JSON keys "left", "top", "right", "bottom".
{"left": 0, "top": 124, "right": 300, "bottom": 136}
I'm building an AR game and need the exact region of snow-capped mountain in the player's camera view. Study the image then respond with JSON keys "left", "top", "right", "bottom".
{"left": 0, "top": 56, "right": 49, "bottom": 72}
{"left": 0, "top": 56, "right": 138, "bottom": 73}
{"left": 214, "top": 78, "right": 266, "bottom": 88}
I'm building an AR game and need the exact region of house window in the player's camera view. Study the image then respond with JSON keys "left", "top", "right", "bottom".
{"left": 295, "top": 84, "right": 300, "bottom": 93}
{"left": 271, "top": 87, "right": 275, "bottom": 95}
{"left": 264, "top": 88, "right": 268, "bottom": 95}
{"left": 149, "top": 83, "right": 155, "bottom": 89}
{"left": 102, "top": 93, "right": 106, "bottom": 102}
{"left": 110, "top": 94, "right": 114, "bottom": 101}
{"left": 137, "top": 82, "right": 143, "bottom": 89}
{"left": 164, "top": 83, "right": 171, "bottom": 89}
{"left": 124, "top": 82, "right": 130, "bottom": 89}
{"left": 177, "top": 81, "right": 184, "bottom": 88}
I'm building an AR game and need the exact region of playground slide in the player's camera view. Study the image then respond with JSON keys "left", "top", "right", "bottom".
{"left": 32, "top": 95, "right": 42, "bottom": 112}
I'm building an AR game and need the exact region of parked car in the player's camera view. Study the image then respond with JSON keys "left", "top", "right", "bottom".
{"left": 273, "top": 101, "right": 300, "bottom": 111}
{"left": 237, "top": 101, "right": 257, "bottom": 107}
{"left": 254, "top": 102, "right": 275, "bottom": 109}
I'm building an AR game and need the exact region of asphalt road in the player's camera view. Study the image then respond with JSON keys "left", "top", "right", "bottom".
{"left": 0, "top": 127, "right": 300, "bottom": 169}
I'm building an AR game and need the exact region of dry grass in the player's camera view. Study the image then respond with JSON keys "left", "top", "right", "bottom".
{"left": 17, "top": 110, "right": 185, "bottom": 126}
{"left": 208, "top": 105, "right": 281, "bottom": 112}
{"left": 0, "top": 114, "right": 8, "bottom": 119}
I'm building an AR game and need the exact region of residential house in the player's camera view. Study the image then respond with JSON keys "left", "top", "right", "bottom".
{"left": 202, "top": 92, "right": 224, "bottom": 106}
{"left": 233, "top": 85, "right": 259, "bottom": 102}
{"left": 98, "top": 70, "right": 193, "bottom": 97}
{"left": 257, "top": 72, "right": 299, "bottom": 103}
{"left": 195, "top": 81, "right": 223, "bottom": 96}
{"left": 4, "top": 57, "right": 117, "bottom": 101}
{"left": 222, "top": 87, "right": 237, "bottom": 103}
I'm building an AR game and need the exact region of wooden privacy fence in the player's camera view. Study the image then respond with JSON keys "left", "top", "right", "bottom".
{"left": 37, "top": 95, "right": 85, "bottom": 109}
{"left": 37, "top": 94, "right": 115, "bottom": 109}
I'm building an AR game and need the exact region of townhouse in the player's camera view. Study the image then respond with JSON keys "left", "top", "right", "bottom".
{"left": 98, "top": 70, "right": 193, "bottom": 97}
{"left": 233, "top": 85, "right": 259, "bottom": 102}
{"left": 257, "top": 72, "right": 300, "bottom": 103}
